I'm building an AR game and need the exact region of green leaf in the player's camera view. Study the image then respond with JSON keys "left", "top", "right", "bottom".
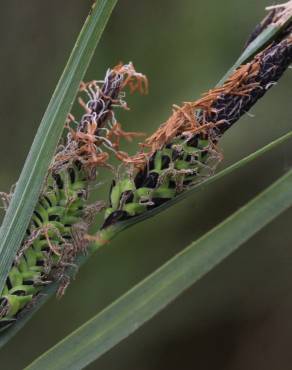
{"left": 0, "top": 0, "right": 118, "bottom": 295}
{"left": 1, "top": 0, "right": 290, "bottom": 349}
{"left": 217, "top": 11, "right": 292, "bottom": 86}
{"left": 25, "top": 169, "right": 292, "bottom": 370}
{"left": 0, "top": 131, "right": 290, "bottom": 349}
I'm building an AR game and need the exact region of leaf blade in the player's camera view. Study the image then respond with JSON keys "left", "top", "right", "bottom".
{"left": 217, "top": 12, "right": 292, "bottom": 86}
{"left": 0, "top": 0, "right": 118, "bottom": 294}
{"left": 0, "top": 131, "right": 290, "bottom": 349}
{"left": 25, "top": 169, "right": 292, "bottom": 370}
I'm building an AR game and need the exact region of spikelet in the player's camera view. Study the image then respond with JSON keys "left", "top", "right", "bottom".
{"left": 0, "top": 63, "right": 147, "bottom": 330}
{"left": 103, "top": 33, "right": 292, "bottom": 228}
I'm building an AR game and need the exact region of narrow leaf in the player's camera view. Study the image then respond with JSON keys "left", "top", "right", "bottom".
{"left": 0, "top": 131, "right": 290, "bottom": 349}
{"left": 26, "top": 169, "right": 292, "bottom": 370}
{"left": 217, "top": 9, "right": 292, "bottom": 86}
{"left": 0, "top": 0, "right": 117, "bottom": 294}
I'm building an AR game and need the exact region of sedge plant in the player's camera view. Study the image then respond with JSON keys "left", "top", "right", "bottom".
{"left": 0, "top": 1, "right": 292, "bottom": 367}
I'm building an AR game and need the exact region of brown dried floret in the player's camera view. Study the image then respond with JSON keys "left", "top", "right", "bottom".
{"left": 123, "top": 33, "right": 292, "bottom": 170}
{"left": 52, "top": 63, "right": 147, "bottom": 174}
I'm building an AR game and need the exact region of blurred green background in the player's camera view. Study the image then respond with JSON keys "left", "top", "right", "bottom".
{"left": 1, "top": 1, "right": 292, "bottom": 369}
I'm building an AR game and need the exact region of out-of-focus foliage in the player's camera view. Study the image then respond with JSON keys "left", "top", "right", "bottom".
{"left": 0, "top": 1, "right": 291, "bottom": 369}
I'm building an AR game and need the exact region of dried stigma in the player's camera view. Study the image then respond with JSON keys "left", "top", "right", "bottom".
{"left": 0, "top": 63, "right": 147, "bottom": 330}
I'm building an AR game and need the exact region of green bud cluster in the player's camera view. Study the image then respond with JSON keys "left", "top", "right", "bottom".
{"left": 103, "top": 134, "right": 217, "bottom": 228}
{"left": 0, "top": 164, "right": 88, "bottom": 330}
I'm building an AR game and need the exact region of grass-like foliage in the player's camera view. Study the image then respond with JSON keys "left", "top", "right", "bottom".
{"left": 26, "top": 168, "right": 292, "bottom": 370}
{"left": 0, "top": 1, "right": 292, "bottom": 368}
